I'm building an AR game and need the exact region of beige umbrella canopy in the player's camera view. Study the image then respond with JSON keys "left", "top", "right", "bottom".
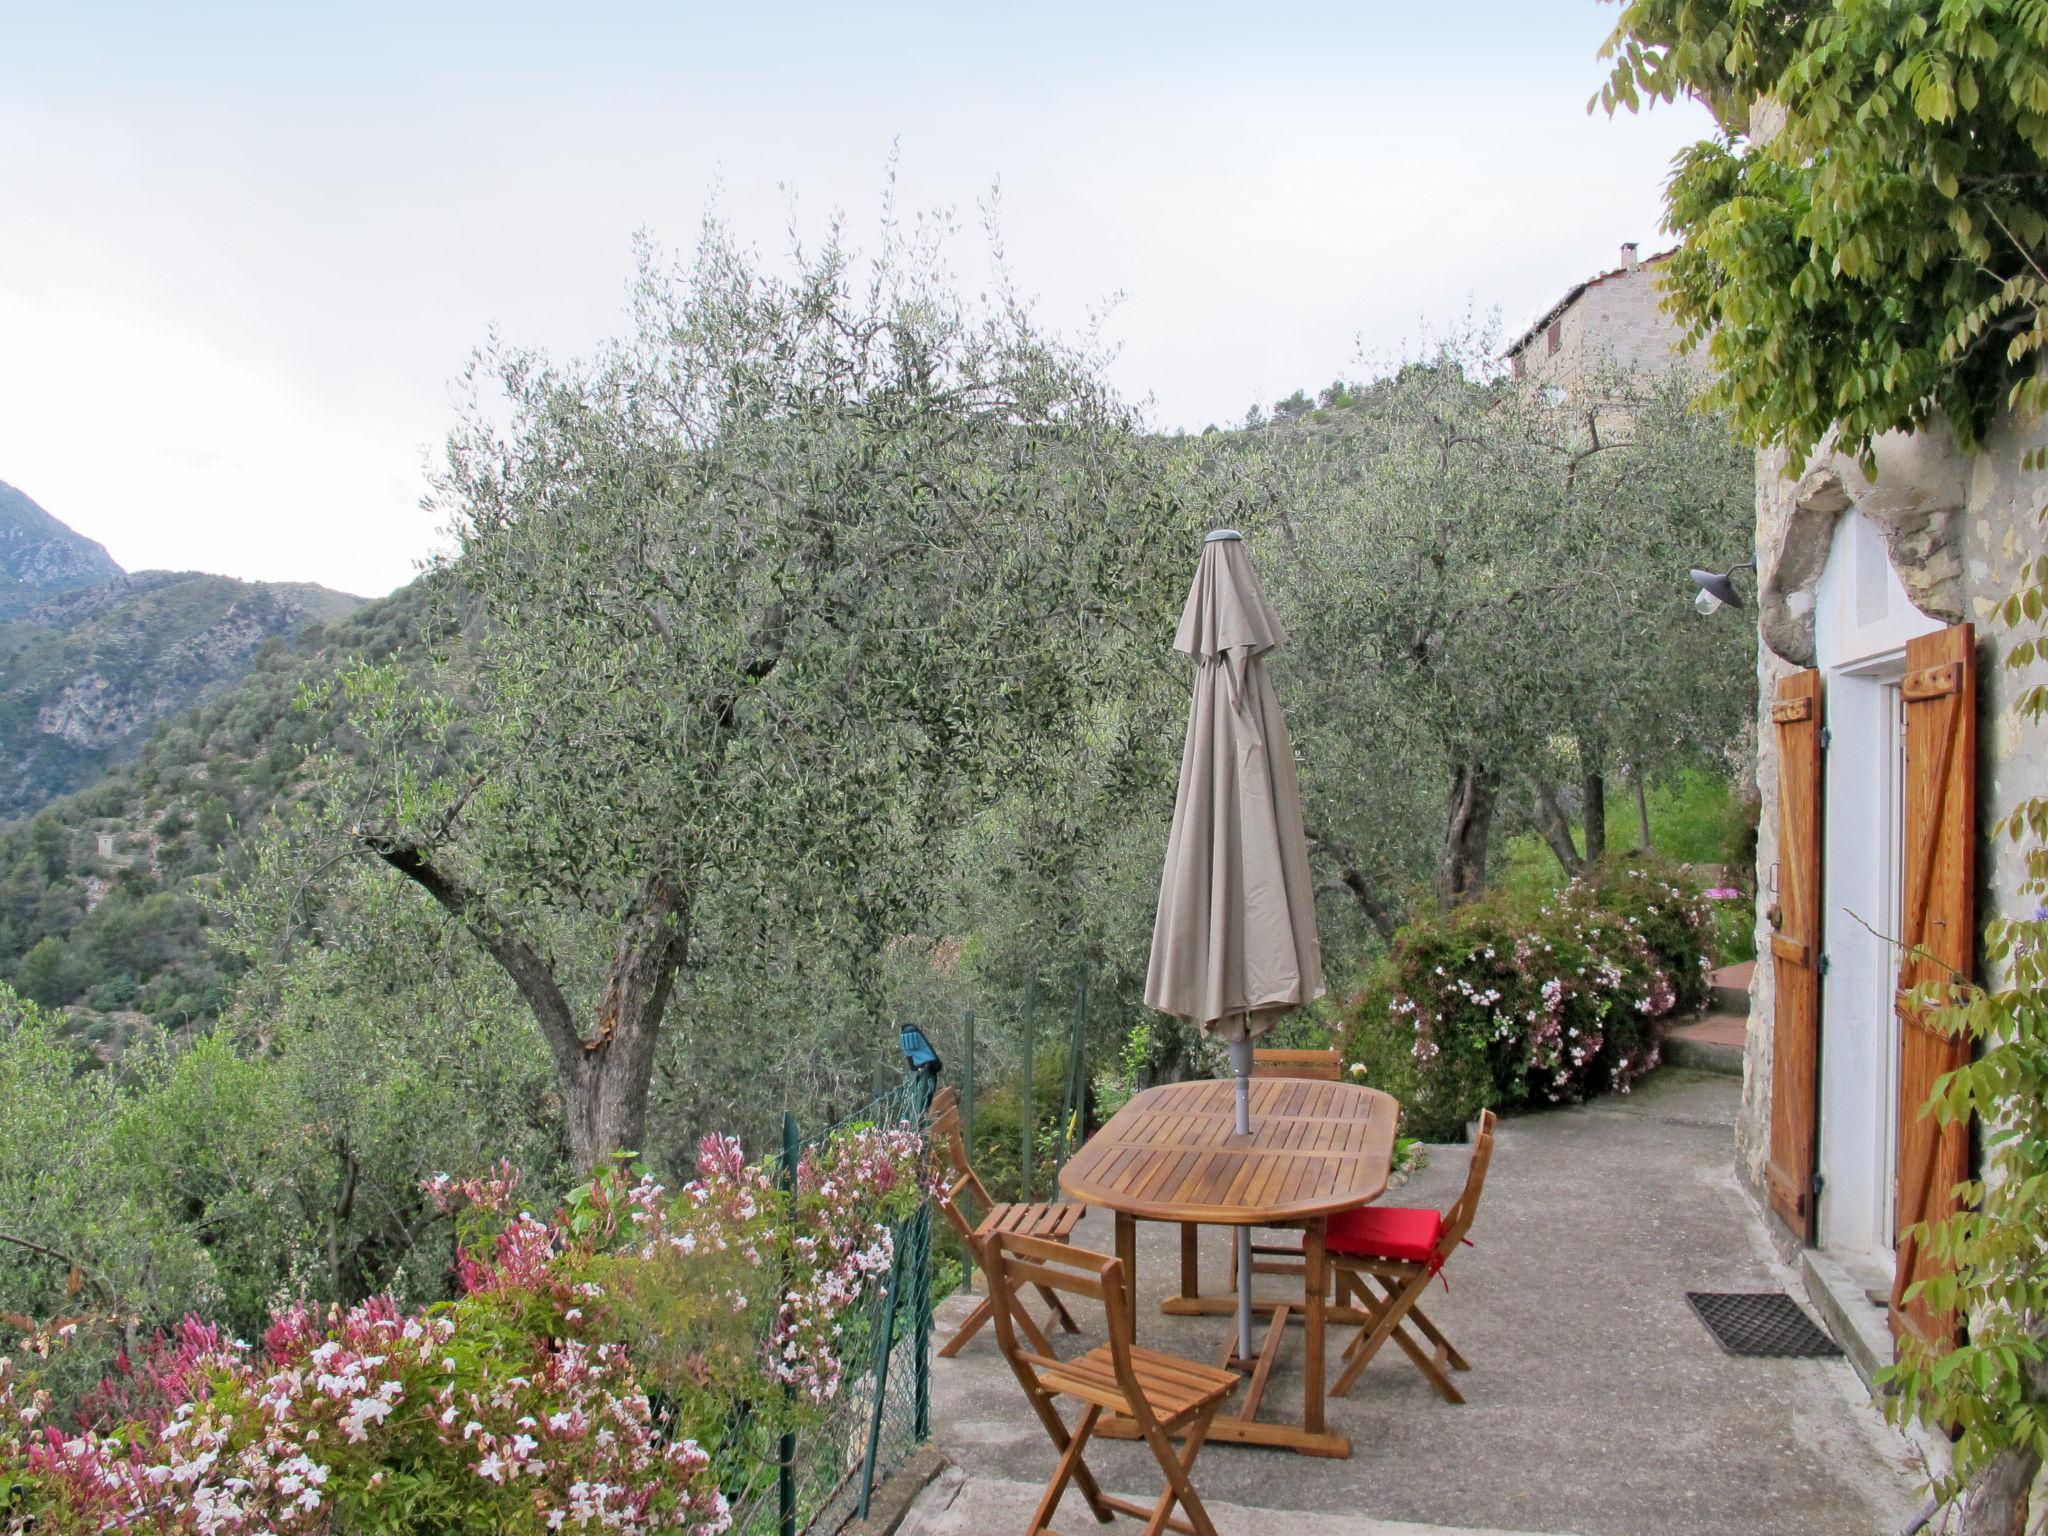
{"left": 1145, "top": 529, "right": 1325, "bottom": 1360}
{"left": 1146, "top": 529, "right": 1325, "bottom": 1049}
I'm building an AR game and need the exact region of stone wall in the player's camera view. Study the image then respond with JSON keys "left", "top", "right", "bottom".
{"left": 1738, "top": 413, "right": 2048, "bottom": 1202}
{"left": 1967, "top": 410, "right": 2048, "bottom": 932}
{"left": 1738, "top": 447, "right": 1798, "bottom": 1198}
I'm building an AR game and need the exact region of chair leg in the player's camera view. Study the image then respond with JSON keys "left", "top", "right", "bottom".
{"left": 1331, "top": 1268, "right": 1433, "bottom": 1397}
{"left": 1337, "top": 1270, "right": 1393, "bottom": 1361}
{"left": 1136, "top": 1402, "right": 1220, "bottom": 1536}
{"left": 1036, "top": 1281, "right": 1081, "bottom": 1335}
{"left": 1028, "top": 1402, "right": 1107, "bottom": 1534}
{"left": 1383, "top": 1314, "right": 1465, "bottom": 1404}
{"left": 1013, "top": 1293, "right": 1060, "bottom": 1359}
{"left": 943, "top": 1281, "right": 1059, "bottom": 1359}
{"left": 1373, "top": 1277, "right": 1465, "bottom": 1403}
{"left": 1402, "top": 1294, "right": 1471, "bottom": 1371}
{"left": 938, "top": 1295, "right": 994, "bottom": 1358}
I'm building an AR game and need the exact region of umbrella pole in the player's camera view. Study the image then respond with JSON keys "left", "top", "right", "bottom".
{"left": 1228, "top": 1032, "right": 1254, "bottom": 1362}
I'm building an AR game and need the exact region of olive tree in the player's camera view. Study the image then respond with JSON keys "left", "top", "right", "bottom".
{"left": 1254, "top": 329, "right": 1753, "bottom": 911}
{"left": 311, "top": 219, "right": 1196, "bottom": 1168}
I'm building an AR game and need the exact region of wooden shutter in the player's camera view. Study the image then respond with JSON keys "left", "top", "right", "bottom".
{"left": 1890, "top": 623, "right": 1977, "bottom": 1350}
{"left": 1766, "top": 668, "right": 1824, "bottom": 1240}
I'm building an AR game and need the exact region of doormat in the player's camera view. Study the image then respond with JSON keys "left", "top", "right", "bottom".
{"left": 1686, "top": 1291, "right": 1843, "bottom": 1358}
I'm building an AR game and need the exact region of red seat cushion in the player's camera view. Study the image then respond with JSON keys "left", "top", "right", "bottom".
{"left": 1324, "top": 1204, "right": 1444, "bottom": 1264}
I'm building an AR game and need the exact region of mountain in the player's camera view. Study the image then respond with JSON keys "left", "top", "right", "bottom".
{"left": 0, "top": 484, "right": 366, "bottom": 818}
{"left": 0, "top": 480, "right": 123, "bottom": 615}
{"left": 0, "top": 574, "right": 439, "bottom": 1036}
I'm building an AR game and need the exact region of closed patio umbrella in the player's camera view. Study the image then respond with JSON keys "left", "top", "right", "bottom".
{"left": 1145, "top": 528, "right": 1325, "bottom": 1361}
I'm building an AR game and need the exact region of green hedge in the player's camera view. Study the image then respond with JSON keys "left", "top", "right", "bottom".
{"left": 1340, "top": 861, "right": 1715, "bottom": 1141}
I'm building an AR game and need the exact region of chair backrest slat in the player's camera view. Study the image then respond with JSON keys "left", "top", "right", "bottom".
{"left": 1439, "top": 1109, "right": 1497, "bottom": 1256}
{"left": 1001, "top": 1256, "right": 1108, "bottom": 1301}
{"left": 1250, "top": 1047, "right": 1343, "bottom": 1082}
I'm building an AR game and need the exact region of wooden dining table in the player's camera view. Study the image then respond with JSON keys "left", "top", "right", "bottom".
{"left": 1058, "top": 1076, "right": 1399, "bottom": 1457}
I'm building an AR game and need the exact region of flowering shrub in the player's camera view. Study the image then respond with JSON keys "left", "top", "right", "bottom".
{"left": 1342, "top": 862, "right": 1715, "bottom": 1140}
{"left": 0, "top": 1124, "right": 928, "bottom": 1535}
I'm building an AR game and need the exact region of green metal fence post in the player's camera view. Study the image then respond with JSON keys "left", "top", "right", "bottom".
{"left": 909, "top": 1071, "right": 935, "bottom": 1443}
{"left": 856, "top": 1216, "right": 906, "bottom": 1520}
{"left": 961, "top": 1009, "right": 976, "bottom": 1163}
{"left": 1020, "top": 979, "right": 1040, "bottom": 1201}
{"left": 777, "top": 1110, "right": 799, "bottom": 1536}
{"left": 1057, "top": 966, "right": 1088, "bottom": 1171}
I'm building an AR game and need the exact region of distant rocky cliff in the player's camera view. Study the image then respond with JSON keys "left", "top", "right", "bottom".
{"left": 0, "top": 480, "right": 123, "bottom": 617}
{"left": 0, "top": 483, "right": 363, "bottom": 817}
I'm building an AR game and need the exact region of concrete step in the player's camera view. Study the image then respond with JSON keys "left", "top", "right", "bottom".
{"left": 1799, "top": 1246, "right": 1894, "bottom": 1396}
{"left": 1709, "top": 960, "right": 1753, "bottom": 1016}
{"left": 1662, "top": 1010, "right": 1745, "bottom": 1076}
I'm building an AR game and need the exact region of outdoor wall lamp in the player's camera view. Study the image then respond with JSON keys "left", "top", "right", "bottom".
{"left": 1690, "top": 560, "right": 1756, "bottom": 616}
{"left": 899, "top": 1021, "right": 943, "bottom": 1077}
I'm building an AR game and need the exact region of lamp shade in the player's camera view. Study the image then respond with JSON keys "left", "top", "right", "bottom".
{"left": 1689, "top": 566, "right": 1746, "bottom": 611}
{"left": 899, "top": 1022, "right": 943, "bottom": 1076}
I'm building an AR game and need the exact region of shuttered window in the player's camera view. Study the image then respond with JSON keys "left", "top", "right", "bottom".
{"left": 1889, "top": 623, "right": 1976, "bottom": 1352}
{"left": 1767, "top": 668, "right": 1824, "bottom": 1241}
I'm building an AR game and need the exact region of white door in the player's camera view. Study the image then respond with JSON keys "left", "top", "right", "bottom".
{"left": 1811, "top": 511, "right": 1941, "bottom": 1272}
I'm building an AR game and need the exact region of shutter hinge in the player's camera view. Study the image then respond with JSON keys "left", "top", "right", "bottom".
{"left": 1818, "top": 953, "right": 1832, "bottom": 977}
{"left": 1819, "top": 726, "right": 1831, "bottom": 749}
{"left": 1811, "top": 1174, "right": 1825, "bottom": 1197}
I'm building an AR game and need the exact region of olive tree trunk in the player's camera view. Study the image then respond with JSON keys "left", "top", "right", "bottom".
{"left": 1580, "top": 767, "right": 1607, "bottom": 863}
{"left": 1958, "top": 1444, "right": 2039, "bottom": 1536}
{"left": 1529, "top": 778, "right": 1584, "bottom": 878}
{"left": 366, "top": 837, "right": 692, "bottom": 1170}
{"left": 1438, "top": 762, "right": 1498, "bottom": 906}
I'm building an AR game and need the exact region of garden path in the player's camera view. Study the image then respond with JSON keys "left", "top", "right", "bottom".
{"left": 910, "top": 1068, "right": 1923, "bottom": 1536}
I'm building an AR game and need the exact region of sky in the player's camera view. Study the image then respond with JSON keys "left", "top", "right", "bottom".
{"left": 0, "top": 2, "right": 1718, "bottom": 597}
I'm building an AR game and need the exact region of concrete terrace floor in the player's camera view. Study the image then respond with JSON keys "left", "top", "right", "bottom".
{"left": 908, "top": 1070, "right": 1925, "bottom": 1536}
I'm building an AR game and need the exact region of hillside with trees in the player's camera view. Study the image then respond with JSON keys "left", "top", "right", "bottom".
{"left": 0, "top": 577, "right": 433, "bottom": 1035}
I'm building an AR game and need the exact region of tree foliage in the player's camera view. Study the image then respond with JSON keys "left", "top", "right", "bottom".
{"left": 1599, "top": 0, "right": 2048, "bottom": 462}
{"left": 0, "top": 986, "right": 216, "bottom": 1401}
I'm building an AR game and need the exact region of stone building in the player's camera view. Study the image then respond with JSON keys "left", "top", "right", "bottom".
{"left": 1739, "top": 409, "right": 2048, "bottom": 1380}
{"left": 1504, "top": 242, "right": 1703, "bottom": 391}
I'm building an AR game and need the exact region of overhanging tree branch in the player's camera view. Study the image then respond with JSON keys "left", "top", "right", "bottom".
{"left": 360, "top": 834, "right": 583, "bottom": 1067}
{"left": 1306, "top": 827, "right": 1399, "bottom": 941}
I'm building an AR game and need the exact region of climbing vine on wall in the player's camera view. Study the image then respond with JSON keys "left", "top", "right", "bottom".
{"left": 1597, "top": 0, "right": 2048, "bottom": 465}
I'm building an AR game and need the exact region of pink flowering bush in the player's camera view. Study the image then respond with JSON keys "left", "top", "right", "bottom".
{"left": 1343, "top": 862, "right": 1715, "bottom": 1139}
{"left": 0, "top": 1123, "right": 929, "bottom": 1535}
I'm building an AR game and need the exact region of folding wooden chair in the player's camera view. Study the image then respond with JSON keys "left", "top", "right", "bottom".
{"left": 1327, "top": 1108, "right": 1496, "bottom": 1403}
{"left": 984, "top": 1231, "right": 1239, "bottom": 1536}
{"left": 930, "top": 1086, "right": 1085, "bottom": 1358}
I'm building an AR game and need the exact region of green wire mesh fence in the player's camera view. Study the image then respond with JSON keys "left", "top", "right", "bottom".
{"left": 716, "top": 1069, "right": 937, "bottom": 1536}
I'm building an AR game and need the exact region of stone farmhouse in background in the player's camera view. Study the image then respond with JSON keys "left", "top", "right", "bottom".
{"left": 1504, "top": 242, "right": 1705, "bottom": 392}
